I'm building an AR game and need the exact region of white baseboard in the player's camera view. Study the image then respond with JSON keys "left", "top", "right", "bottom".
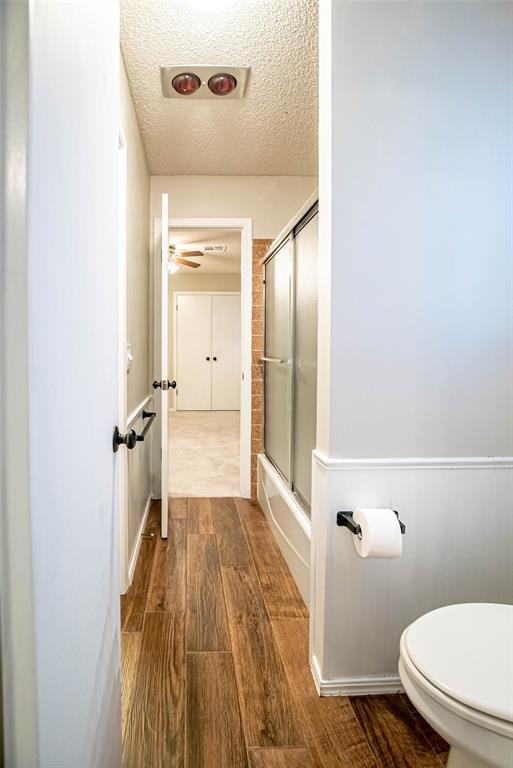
{"left": 311, "top": 654, "right": 403, "bottom": 697}
{"left": 127, "top": 494, "right": 152, "bottom": 586}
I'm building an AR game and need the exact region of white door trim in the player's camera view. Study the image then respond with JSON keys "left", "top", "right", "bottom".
{"left": 117, "top": 127, "right": 129, "bottom": 594}
{"left": 159, "top": 217, "right": 253, "bottom": 498}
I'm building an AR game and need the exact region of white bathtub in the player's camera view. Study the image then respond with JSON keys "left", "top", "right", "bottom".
{"left": 257, "top": 453, "right": 311, "bottom": 607}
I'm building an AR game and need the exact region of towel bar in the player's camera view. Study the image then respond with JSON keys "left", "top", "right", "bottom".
{"left": 136, "top": 410, "right": 156, "bottom": 442}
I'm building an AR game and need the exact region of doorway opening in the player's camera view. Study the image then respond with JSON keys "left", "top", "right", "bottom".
{"left": 154, "top": 217, "right": 253, "bottom": 500}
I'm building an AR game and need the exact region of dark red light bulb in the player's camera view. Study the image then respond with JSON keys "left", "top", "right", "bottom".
{"left": 171, "top": 73, "right": 201, "bottom": 96}
{"left": 208, "top": 73, "right": 237, "bottom": 96}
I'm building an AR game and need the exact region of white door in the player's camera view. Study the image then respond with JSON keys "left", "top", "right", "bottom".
{"left": 153, "top": 194, "right": 170, "bottom": 538}
{"left": 176, "top": 294, "right": 213, "bottom": 410}
{"left": 212, "top": 294, "right": 241, "bottom": 410}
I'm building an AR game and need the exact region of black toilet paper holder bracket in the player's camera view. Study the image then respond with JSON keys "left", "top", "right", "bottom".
{"left": 336, "top": 510, "right": 406, "bottom": 536}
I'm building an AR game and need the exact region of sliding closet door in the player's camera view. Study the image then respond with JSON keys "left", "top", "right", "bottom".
{"left": 264, "top": 239, "right": 292, "bottom": 481}
{"left": 176, "top": 294, "right": 212, "bottom": 410}
{"left": 292, "top": 211, "right": 318, "bottom": 509}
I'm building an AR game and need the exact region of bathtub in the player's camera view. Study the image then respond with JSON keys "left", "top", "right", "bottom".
{"left": 257, "top": 453, "right": 311, "bottom": 607}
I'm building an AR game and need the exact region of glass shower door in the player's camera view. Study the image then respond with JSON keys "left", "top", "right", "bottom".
{"left": 292, "top": 211, "right": 318, "bottom": 509}
{"left": 263, "top": 238, "right": 292, "bottom": 481}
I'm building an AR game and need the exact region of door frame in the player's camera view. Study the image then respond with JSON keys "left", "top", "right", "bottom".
{"left": 118, "top": 127, "right": 129, "bottom": 593}
{"left": 153, "top": 217, "right": 253, "bottom": 498}
{"left": 173, "top": 291, "right": 241, "bottom": 413}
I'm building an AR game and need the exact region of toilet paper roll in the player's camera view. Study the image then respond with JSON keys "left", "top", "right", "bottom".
{"left": 352, "top": 508, "right": 403, "bottom": 558}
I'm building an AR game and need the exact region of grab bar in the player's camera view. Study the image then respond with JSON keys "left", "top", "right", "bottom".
{"left": 136, "top": 410, "right": 156, "bottom": 442}
{"left": 259, "top": 357, "right": 291, "bottom": 364}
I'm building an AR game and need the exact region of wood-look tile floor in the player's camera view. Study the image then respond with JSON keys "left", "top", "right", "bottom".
{"left": 121, "top": 497, "right": 449, "bottom": 768}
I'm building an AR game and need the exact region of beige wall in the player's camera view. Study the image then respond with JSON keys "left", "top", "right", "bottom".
{"left": 168, "top": 272, "right": 241, "bottom": 407}
{"left": 121, "top": 56, "right": 151, "bottom": 413}
{"left": 151, "top": 175, "right": 317, "bottom": 239}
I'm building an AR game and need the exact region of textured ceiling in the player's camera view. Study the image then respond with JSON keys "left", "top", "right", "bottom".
{"left": 170, "top": 227, "right": 241, "bottom": 273}
{"left": 120, "top": 0, "right": 318, "bottom": 175}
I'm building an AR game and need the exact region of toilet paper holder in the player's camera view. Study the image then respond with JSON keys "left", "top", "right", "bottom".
{"left": 337, "top": 510, "right": 406, "bottom": 537}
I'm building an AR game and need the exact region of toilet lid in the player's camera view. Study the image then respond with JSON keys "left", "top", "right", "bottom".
{"left": 404, "top": 603, "right": 513, "bottom": 723}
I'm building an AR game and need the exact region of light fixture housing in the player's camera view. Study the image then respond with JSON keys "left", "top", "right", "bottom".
{"left": 168, "top": 262, "right": 180, "bottom": 274}
{"left": 161, "top": 65, "right": 249, "bottom": 100}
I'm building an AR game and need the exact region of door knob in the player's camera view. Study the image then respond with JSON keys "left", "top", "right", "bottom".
{"left": 153, "top": 380, "right": 176, "bottom": 390}
{"left": 213, "top": 356, "right": 217, "bottom": 361}
{"left": 206, "top": 356, "right": 210, "bottom": 361}
{"left": 113, "top": 426, "right": 137, "bottom": 453}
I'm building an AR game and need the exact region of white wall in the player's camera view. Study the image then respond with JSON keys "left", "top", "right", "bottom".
{"left": 25, "top": 4, "right": 122, "bottom": 764}
{"left": 150, "top": 176, "right": 317, "bottom": 239}
{"left": 320, "top": 0, "right": 513, "bottom": 459}
{"left": 312, "top": 0, "right": 513, "bottom": 695}
{"left": 121, "top": 56, "right": 151, "bottom": 414}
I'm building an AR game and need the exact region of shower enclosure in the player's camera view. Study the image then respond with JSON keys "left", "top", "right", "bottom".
{"left": 262, "top": 201, "right": 318, "bottom": 514}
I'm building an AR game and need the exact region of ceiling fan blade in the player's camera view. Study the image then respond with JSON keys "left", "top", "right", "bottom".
{"left": 175, "top": 257, "right": 201, "bottom": 268}
{"left": 179, "top": 250, "right": 203, "bottom": 258}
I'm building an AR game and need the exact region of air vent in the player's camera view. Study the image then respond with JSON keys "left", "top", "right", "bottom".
{"left": 161, "top": 65, "right": 250, "bottom": 100}
{"left": 203, "top": 245, "right": 228, "bottom": 253}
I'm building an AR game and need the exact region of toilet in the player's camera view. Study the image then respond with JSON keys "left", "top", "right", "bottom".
{"left": 399, "top": 603, "right": 513, "bottom": 768}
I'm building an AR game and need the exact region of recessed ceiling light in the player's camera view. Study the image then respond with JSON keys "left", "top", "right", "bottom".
{"left": 171, "top": 72, "right": 201, "bottom": 96}
{"left": 208, "top": 73, "right": 237, "bottom": 96}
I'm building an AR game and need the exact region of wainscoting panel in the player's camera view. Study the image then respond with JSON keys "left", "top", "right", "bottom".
{"left": 310, "top": 451, "right": 513, "bottom": 695}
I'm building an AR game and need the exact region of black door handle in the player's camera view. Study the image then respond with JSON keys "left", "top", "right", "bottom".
{"left": 206, "top": 356, "right": 210, "bottom": 361}
{"left": 213, "top": 356, "right": 217, "bottom": 361}
{"left": 113, "top": 426, "right": 137, "bottom": 453}
{"left": 153, "top": 380, "right": 177, "bottom": 390}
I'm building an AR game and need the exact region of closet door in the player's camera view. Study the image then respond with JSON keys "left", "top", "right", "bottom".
{"left": 176, "top": 294, "right": 212, "bottom": 410}
{"left": 211, "top": 294, "right": 241, "bottom": 410}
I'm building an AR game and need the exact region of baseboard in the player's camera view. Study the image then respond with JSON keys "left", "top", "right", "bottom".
{"left": 311, "top": 654, "right": 403, "bottom": 697}
{"left": 128, "top": 494, "right": 152, "bottom": 586}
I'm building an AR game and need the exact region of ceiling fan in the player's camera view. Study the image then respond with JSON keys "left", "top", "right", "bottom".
{"left": 169, "top": 243, "right": 202, "bottom": 269}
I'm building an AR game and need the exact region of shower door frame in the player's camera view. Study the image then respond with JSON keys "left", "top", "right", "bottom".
{"left": 262, "top": 199, "right": 319, "bottom": 515}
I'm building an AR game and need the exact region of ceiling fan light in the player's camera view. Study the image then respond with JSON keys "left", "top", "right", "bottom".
{"left": 171, "top": 72, "right": 201, "bottom": 96}
{"left": 208, "top": 73, "right": 237, "bottom": 96}
{"left": 168, "top": 261, "right": 180, "bottom": 274}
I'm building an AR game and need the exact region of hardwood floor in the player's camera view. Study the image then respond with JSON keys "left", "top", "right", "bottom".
{"left": 121, "top": 496, "right": 448, "bottom": 768}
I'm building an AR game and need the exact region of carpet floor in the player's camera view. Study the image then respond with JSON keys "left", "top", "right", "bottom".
{"left": 169, "top": 410, "right": 240, "bottom": 497}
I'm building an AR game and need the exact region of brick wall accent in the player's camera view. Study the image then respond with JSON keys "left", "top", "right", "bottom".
{"left": 251, "top": 239, "right": 272, "bottom": 498}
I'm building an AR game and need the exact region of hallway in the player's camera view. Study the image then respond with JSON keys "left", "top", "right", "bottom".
{"left": 120, "top": 497, "right": 449, "bottom": 768}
